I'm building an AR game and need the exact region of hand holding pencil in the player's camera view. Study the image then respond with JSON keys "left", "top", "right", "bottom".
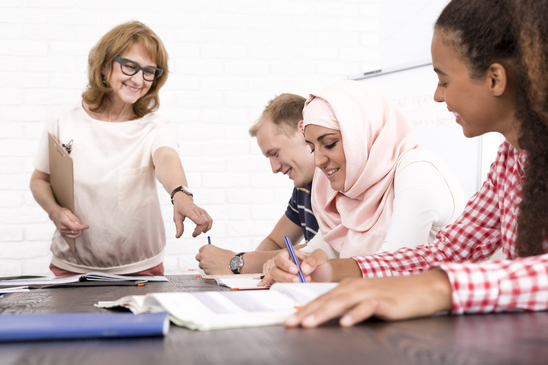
{"left": 284, "top": 236, "right": 306, "bottom": 283}
{"left": 258, "top": 238, "right": 334, "bottom": 286}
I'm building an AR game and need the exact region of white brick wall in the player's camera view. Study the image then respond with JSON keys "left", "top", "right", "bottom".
{"left": 379, "top": 0, "right": 449, "bottom": 67}
{"left": 0, "top": 0, "right": 379, "bottom": 275}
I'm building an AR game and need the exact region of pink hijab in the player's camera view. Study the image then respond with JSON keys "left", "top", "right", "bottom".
{"left": 303, "top": 80, "right": 418, "bottom": 258}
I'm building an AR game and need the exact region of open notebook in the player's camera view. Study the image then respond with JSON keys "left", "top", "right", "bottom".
{"left": 96, "top": 282, "right": 338, "bottom": 331}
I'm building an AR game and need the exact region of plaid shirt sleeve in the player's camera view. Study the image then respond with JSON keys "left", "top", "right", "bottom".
{"left": 352, "top": 165, "right": 503, "bottom": 278}
{"left": 438, "top": 254, "right": 548, "bottom": 314}
{"left": 351, "top": 143, "right": 548, "bottom": 314}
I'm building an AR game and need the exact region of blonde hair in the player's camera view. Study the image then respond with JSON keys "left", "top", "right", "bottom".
{"left": 82, "top": 21, "right": 169, "bottom": 119}
{"left": 249, "top": 93, "right": 306, "bottom": 137}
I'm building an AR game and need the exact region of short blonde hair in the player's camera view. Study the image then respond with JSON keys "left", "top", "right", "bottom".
{"left": 249, "top": 93, "right": 306, "bottom": 137}
{"left": 82, "top": 21, "right": 169, "bottom": 120}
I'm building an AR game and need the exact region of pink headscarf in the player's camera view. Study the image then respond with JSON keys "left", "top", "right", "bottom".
{"left": 303, "top": 80, "right": 418, "bottom": 258}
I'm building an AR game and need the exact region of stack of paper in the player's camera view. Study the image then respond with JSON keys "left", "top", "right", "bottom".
{"left": 0, "top": 286, "right": 29, "bottom": 298}
{"left": 0, "top": 272, "right": 168, "bottom": 290}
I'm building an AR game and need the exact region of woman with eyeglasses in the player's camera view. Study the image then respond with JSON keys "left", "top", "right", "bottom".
{"left": 30, "top": 21, "right": 212, "bottom": 276}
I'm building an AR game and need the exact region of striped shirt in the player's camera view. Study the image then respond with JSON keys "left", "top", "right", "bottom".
{"left": 351, "top": 141, "right": 548, "bottom": 314}
{"left": 285, "top": 183, "right": 319, "bottom": 242}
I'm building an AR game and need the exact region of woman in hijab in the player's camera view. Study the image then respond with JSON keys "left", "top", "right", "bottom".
{"left": 260, "top": 79, "right": 467, "bottom": 284}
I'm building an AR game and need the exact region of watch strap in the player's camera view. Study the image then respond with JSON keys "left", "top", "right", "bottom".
{"left": 170, "top": 186, "right": 193, "bottom": 204}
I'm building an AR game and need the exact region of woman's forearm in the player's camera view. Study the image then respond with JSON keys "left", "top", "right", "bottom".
{"left": 30, "top": 170, "right": 61, "bottom": 219}
{"left": 240, "top": 250, "right": 282, "bottom": 274}
{"left": 330, "top": 258, "right": 363, "bottom": 282}
{"left": 153, "top": 147, "right": 189, "bottom": 194}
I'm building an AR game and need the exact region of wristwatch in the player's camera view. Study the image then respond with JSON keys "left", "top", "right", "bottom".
{"left": 229, "top": 252, "right": 245, "bottom": 274}
{"left": 170, "top": 185, "right": 193, "bottom": 204}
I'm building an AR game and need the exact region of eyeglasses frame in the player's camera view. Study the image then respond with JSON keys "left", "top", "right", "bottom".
{"left": 113, "top": 56, "right": 164, "bottom": 82}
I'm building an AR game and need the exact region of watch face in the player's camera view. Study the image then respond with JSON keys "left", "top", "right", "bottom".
{"left": 229, "top": 255, "right": 242, "bottom": 270}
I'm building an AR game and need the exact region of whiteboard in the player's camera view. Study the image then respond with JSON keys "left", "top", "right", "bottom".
{"left": 351, "top": 61, "right": 484, "bottom": 198}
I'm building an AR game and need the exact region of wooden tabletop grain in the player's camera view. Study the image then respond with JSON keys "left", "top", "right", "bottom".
{"left": 1, "top": 275, "right": 547, "bottom": 365}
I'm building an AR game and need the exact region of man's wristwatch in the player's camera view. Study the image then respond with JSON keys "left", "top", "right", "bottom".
{"left": 229, "top": 252, "right": 245, "bottom": 274}
{"left": 170, "top": 186, "right": 193, "bottom": 204}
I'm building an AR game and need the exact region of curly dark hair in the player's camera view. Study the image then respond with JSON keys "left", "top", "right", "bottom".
{"left": 436, "top": 0, "right": 548, "bottom": 257}
{"left": 516, "top": 0, "right": 548, "bottom": 122}
{"left": 513, "top": 0, "right": 548, "bottom": 256}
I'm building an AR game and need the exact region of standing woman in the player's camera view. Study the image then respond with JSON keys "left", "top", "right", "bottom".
{"left": 285, "top": 0, "right": 548, "bottom": 328}
{"left": 30, "top": 21, "right": 212, "bottom": 276}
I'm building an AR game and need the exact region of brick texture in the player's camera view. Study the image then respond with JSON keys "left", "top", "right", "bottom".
{"left": 0, "top": 0, "right": 379, "bottom": 275}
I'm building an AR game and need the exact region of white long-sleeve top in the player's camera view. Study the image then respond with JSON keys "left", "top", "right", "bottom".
{"left": 303, "top": 149, "right": 467, "bottom": 258}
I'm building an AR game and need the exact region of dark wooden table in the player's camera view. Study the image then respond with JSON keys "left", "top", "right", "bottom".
{"left": 1, "top": 275, "right": 548, "bottom": 365}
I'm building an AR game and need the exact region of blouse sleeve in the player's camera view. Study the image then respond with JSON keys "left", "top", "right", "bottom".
{"left": 300, "top": 230, "right": 340, "bottom": 259}
{"left": 33, "top": 103, "right": 76, "bottom": 174}
{"left": 151, "top": 118, "right": 179, "bottom": 154}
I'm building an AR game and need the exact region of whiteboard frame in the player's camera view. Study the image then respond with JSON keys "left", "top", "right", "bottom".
{"left": 348, "top": 60, "right": 432, "bottom": 81}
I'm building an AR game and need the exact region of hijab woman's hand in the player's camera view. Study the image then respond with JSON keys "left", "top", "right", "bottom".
{"left": 258, "top": 249, "right": 334, "bottom": 286}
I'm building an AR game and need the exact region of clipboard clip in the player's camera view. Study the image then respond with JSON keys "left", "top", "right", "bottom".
{"left": 61, "top": 140, "right": 73, "bottom": 155}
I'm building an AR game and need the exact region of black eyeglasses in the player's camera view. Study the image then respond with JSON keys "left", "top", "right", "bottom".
{"left": 113, "top": 56, "right": 163, "bottom": 82}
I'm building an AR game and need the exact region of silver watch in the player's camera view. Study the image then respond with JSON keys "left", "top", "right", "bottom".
{"left": 229, "top": 252, "right": 245, "bottom": 274}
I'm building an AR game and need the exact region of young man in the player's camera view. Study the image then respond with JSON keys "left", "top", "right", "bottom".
{"left": 195, "top": 94, "right": 319, "bottom": 274}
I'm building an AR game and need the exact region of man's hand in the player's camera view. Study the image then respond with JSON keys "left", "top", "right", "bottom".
{"left": 196, "top": 245, "right": 236, "bottom": 275}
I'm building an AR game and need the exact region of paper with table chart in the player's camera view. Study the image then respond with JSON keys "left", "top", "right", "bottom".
{"left": 96, "top": 282, "right": 338, "bottom": 331}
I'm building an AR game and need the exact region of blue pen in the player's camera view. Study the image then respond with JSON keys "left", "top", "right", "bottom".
{"left": 284, "top": 236, "right": 306, "bottom": 283}
{"left": 208, "top": 236, "right": 211, "bottom": 245}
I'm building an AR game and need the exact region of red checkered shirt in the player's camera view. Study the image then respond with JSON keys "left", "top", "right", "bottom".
{"left": 352, "top": 141, "right": 548, "bottom": 314}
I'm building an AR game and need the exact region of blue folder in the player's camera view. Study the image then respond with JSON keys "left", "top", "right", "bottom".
{"left": 0, "top": 312, "right": 169, "bottom": 341}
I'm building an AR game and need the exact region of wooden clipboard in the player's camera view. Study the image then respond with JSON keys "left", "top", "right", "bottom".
{"left": 48, "top": 134, "right": 76, "bottom": 252}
